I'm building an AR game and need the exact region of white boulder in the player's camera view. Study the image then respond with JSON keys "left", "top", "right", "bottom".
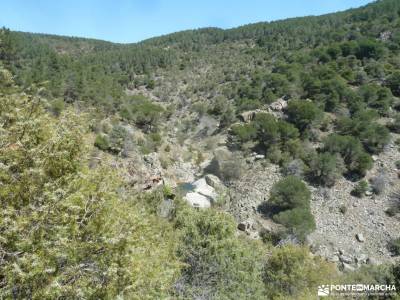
{"left": 185, "top": 192, "right": 211, "bottom": 208}
{"left": 193, "top": 178, "right": 217, "bottom": 201}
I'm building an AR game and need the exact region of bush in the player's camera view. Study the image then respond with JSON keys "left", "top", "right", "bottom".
{"left": 49, "top": 98, "right": 65, "bottom": 116}
{"left": 121, "top": 95, "right": 164, "bottom": 131}
{"left": 388, "top": 238, "right": 400, "bottom": 256}
{"left": 323, "top": 134, "right": 373, "bottom": 176}
{"left": 286, "top": 100, "right": 322, "bottom": 132}
{"left": 370, "top": 172, "right": 388, "bottom": 195}
{"left": 386, "top": 71, "right": 400, "bottom": 97}
{"left": 307, "top": 152, "right": 345, "bottom": 186}
{"left": 283, "top": 159, "right": 307, "bottom": 178}
{"left": 206, "top": 150, "right": 244, "bottom": 182}
{"left": 268, "top": 176, "right": 315, "bottom": 241}
{"left": 0, "top": 94, "right": 181, "bottom": 299}
{"left": 231, "top": 123, "right": 257, "bottom": 144}
{"left": 264, "top": 246, "right": 337, "bottom": 299}
{"left": 388, "top": 114, "right": 400, "bottom": 133}
{"left": 173, "top": 203, "right": 266, "bottom": 299}
{"left": 269, "top": 176, "right": 311, "bottom": 210}
{"left": 108, "top": 125, "right": 128, "bottom": 154}
{"left": 351, "top": 180, "right": 369, "bottom": 197}
{"left": 94, "top": 133, "right": 110, "bottom": 151}
{"left": 337, "top": 110, "right": 390, "bottom": 154}
{"left": 273, "top": 208, "right": 316, "bottom": 241}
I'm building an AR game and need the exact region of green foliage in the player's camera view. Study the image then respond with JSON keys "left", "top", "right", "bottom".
{"left": 173, "top": 202, "right": 266, "bottom": 299}
{"left": 307, "top": 152, "right": 345, "bottom": 186}
{"left": 264, "top": 245, "right": 337, "bottom": 299}
{"left": 286, "top": 100, "right": 322, "bottom": 133}
{"left": 388, "top": 238, "right": 400, "bottom": 256}
{"left": 351, "top": 180, "right": 369, "bottom": 197}
{"left": 231, "top": 113, "right": 301, "bottom": 163}
{"left": 0, "top": 90, "right": 181, "bottom": 299}
{"left": 323, "top": 134, "right": 373, "bottom": 177}
{"left": 121, "top": 95, "right": 164, "bottom": 131}
{"left": 269, "top": 176, "right": 311, "bottom": 210}
{"left": 231, "top": 123, "right": 257, "bottom": 144}
{"left": 337, "top": 110, "right": 390, "bottom": 154}
{"left": 389, "top": 114, "right": 400, "bottom": 133}
{"left": 358, "top": 84, "right": 393, "bottom": 115}
{"left": 273, "top": 208, "right": 316, "bottom": 241}
{"left": 94, "top": 133, "right": 110, "bottom": 151}
{"left": 108, "top": 125, "right": 128, "bottom": 153}
{"left": 387, "top": 71, "right": 400, "bottom": 97}
{"left": 49, "top": 98, "right": 65, "bottom": 117}
{"left": 268, "top": 176, "right": 314, "bottom": 240}
{"left": 342, "top": 264, "right": 396, "bottom": 288}
{"left": 355, "top": 39, "right": 385, "bottom": 60}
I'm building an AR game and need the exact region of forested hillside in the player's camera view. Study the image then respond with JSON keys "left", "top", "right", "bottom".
{"left": 2, "top": 0, "right": 400, "bottom": 298}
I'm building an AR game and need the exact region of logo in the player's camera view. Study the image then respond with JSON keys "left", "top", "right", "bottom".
{"left": 318, "top": 285, "right": 330, "bottom": 297}
{"left": 317, "top": 284, "right": 397, "bottom": 297}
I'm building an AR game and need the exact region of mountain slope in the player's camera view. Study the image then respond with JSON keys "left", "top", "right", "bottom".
{"left": 2, "top": 0, "right": 400, "bottom": 298}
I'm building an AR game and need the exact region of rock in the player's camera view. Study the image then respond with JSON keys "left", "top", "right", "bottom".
{"left": 342, "top": 263, "right": 355, "bottom": 272}
{"left": 367, "top": 257, "right": 379, "bottom": 265}
{"left": 356, "top": 233, "right": 365, "bottom": 243}
{"left": 270, "top": 98, "right": 288, "bottom": 111}
{"left": 372, "top": 155, "right": 379, "bottom": 162}
{"left": 205, "top": 174, "right": 223, "bottom": 189}
{"left": 239, "top": 111, "right": 256, "bottom": 123}
{"left": 237, "top": 219, "right": 254, "bottom": 232}
{"left": 158, "top": 199, "right": 174, "bottom": 218}
{"left": 184, "top": 192, "right": 211, "bottom": 208}
{"left": 339, "top": 255, "right": 353, "bottom": 264}
{"left": 193, "top": 178, "right": 217, "bottom": 201}
{"left": 355, "top": 253, "right": 368, "bottom": 264}
{"left": 328, "top": 255, "right": 340, "bottom": 263}
{"left": 238, "top": 222, "right": 247, "bottom": 231}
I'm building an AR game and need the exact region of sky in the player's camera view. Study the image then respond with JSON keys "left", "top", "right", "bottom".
{"left": 0, "top": 0, "right": 374, "bottom": 43}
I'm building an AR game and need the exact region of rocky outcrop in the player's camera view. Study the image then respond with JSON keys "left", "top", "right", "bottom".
{"left": 183, "top": 175, "right": 227, "bottom": 208}
{"left": 185, "top": 192, "right": 211, "bottom": 208}
{"left": 269, "top": 98, "right": 288, "bottom": 111}
{"left": 192, "top": 178, "right": 218, "bottom": 201}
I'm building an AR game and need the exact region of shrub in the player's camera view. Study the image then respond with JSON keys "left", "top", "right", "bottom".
{"left": 231, "top": 123, "right": 257, "bottom": 144}
{"left": 121, "top": 95, "right": 164, "bottom": 131}
{"left": 268, "top": 176, "right": 315, "bottom": 241}
{"left": 388, "top": 114, "right": 400, "bottom": 133}
{"left": 94, "top": 133, "right": 110, "bottom": 151}
{"left": 49, "top": 98, "right": 65, "bottom": 117}
{"left": 388, "top": 238, "right": 400, "bottom": 256}
{"left": 0, "top": 94, "right": 181, "bottom": 299}
{"left": 108, "top": 125, "right": 128, "bottom": 154}
{"left": 386, "top": 71, "right": 400, "bottom": 97}
{"left": 283, "top": 159, "right": 307, "bottom": 178}
{"left": 337, "top": 110, "right": 390, "bottom": 154}
{"left": 370, "top": 172, "right": 388, "bottom": 195}
{"left": 322, "top": 134, "right": 373, "bottom": 176}
{"left": 286, "top": 100, "right": 322, "bottom": 132}
{"left": 173, "top": 202, "right": 266, "bottom": 299}
{"left": 307, "top": 152, "right": 345, "bottom": 186}
{"left": 351, "top": 180, "right": 369, "bottom": 197}
{"left": 207, "top": 150, "right": 244, "bottom": 182}
{"left": 264, "top": 246, "right": 337, "bottom": 299}
{"left": 269, "top": 176, "right": 311, "bottom": 210}
{"left": 273, "top": 208, "right": 316, "bottom": 241}
{"left": 339, "top": 205, "right": 347, "bottom": 214}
